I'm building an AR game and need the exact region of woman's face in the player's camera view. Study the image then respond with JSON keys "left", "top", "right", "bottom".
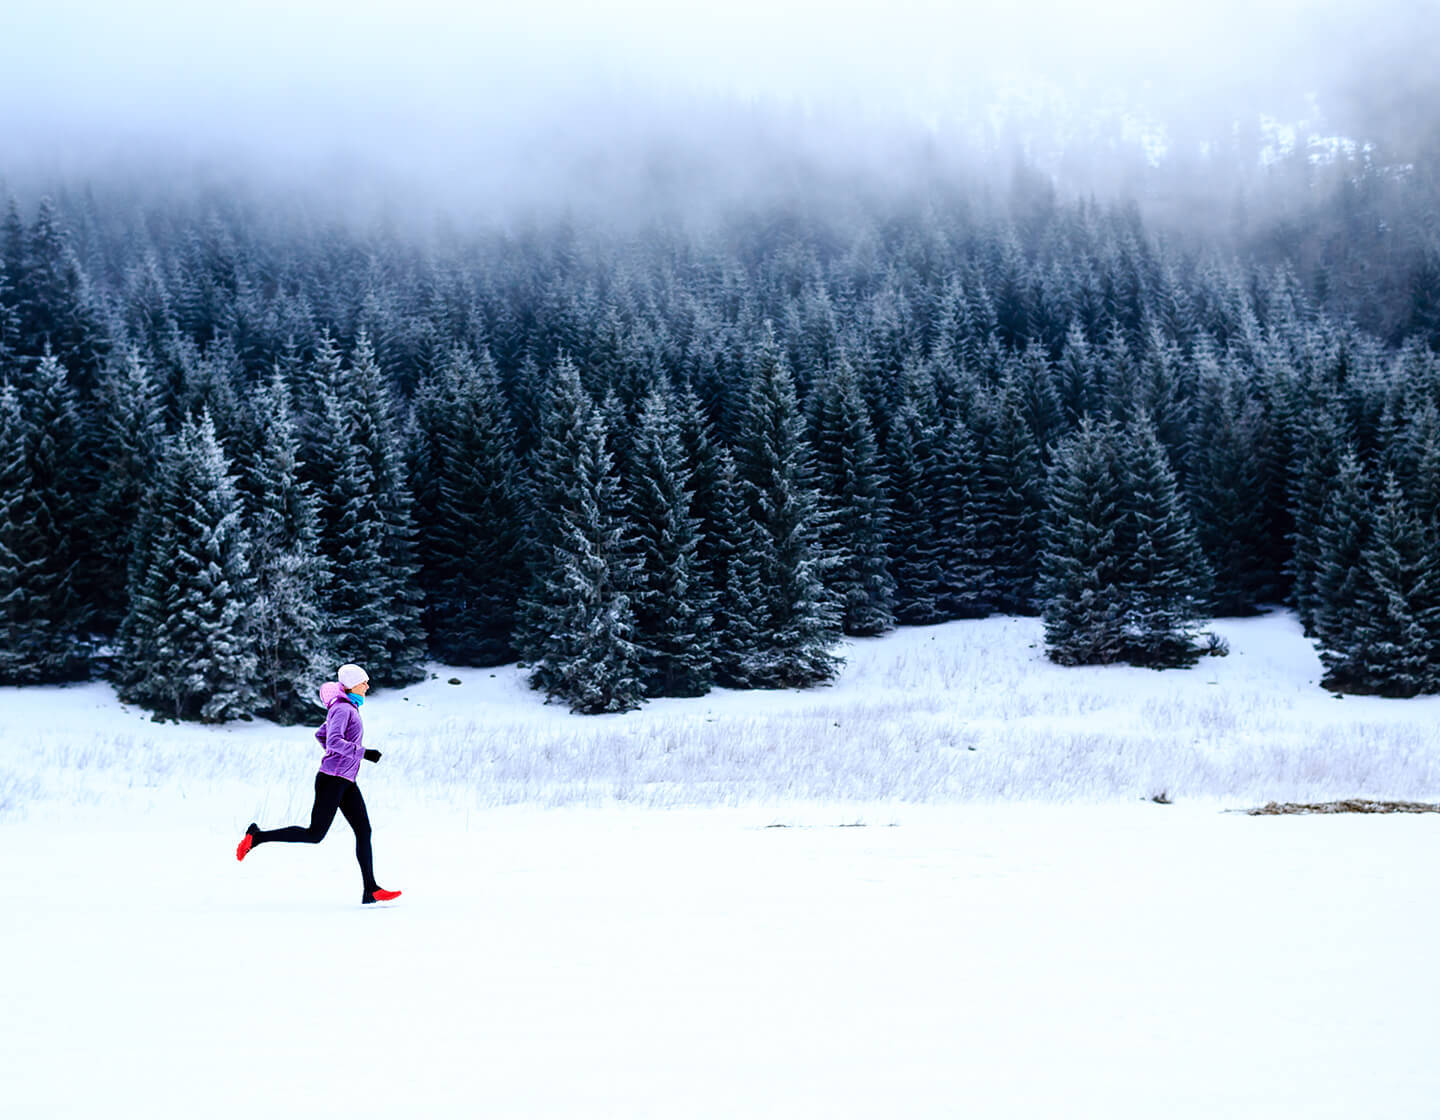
{"left": 350, "top": 680, "right": 370, "bottom": 696}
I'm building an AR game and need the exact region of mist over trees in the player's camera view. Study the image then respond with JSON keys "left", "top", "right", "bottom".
{"left": 2, "top": 124, "right": 1439, "bottom": 715}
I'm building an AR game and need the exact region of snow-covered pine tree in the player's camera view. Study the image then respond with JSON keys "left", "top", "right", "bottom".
{"left": 1011, "top": 340, "right": 1066, "bottom": 458}
{"left": 1156, "top": 259, "right": 1200, "bottom": 349}
{"left": 1311, "top": 448, "right": 1374, "bottom": 691}
{"left": 116, "top": 412, "right": 258, "bottom": 721}
{"left": 1132, "top": 322, "right": 1193, "bottom": 477}
{"left": 0, "top": 199, "right": 22, "bottom": 313}
{"left": 1095, "top": 320, "right": 1136, "bottom": 418}
{"left": 673, "top": 377, "right": 725, "bottom": 585}
{"left": 0, "top": 385, "right": 35, "bottom": 683}
{"left": 706, "top": 445, "right": 766, "bottom": 688}
{"left": 0, "top": 254, "right": 18, "bottom": 372}
{"left": 92, "top": 349, "right": 167, "bottom": 631}
{"left": 516, "top": 358, "right": 644, "bottom": 713}
{"left": 329, "top": 333, "right": 427, "bottom": 685}
{"left": 174, "top": 334, "right": 244, "bottom": 446}
{"left": 241, "top": 370, "right": 331, "bottom": 723}
{"left": 959, "top": 272, "right": 1000, "bottom": 374}
{"left": 0, "top": 382, "right": 80, "bottom": 680}
{"left": 1117, "top": 412, "right": 1211, "bottom": 667}
{"left": 809, "top": 358, "right": 895, "bottom": 637}
{"left": 1188, "top": 354, "right": 1274, "bottom": 615}
{"left": 885, "top": 394, "right": 945, "bottom": 625}
{"left": 1057, "top": 320, "right": 1099, "bottom": 423}
{"left": 300, "top": 329, "right": 346, "bottom": 430}
{"left": 0, "top": 353, "right": 90, "bottom": 682}
{"left": 974, "top": 373, "right": 1044, "bottom": 615}
{"left": 734, "top": 340, "right": 841, "bottom": 688}
{"left": 15, "top": 199, "right": 108, "bottom": 394}
{"left": 1344, "top": 473, "right": 1440, "bottom": 696}
{"left": 1410, "top": 401, "right": 1440, "bottom": 531}
{"left": 508, "top": 350, "right": 546, "bottom": 460}
{"left": 598, "top": 387, "right": 639, "bottom": 508}
{"left": 311, "top": 385, "right": 397, "bottom": 686}
{"left": 1038, "top": 418, "right": 1128, "bottom": 665}
{"left": 411, "top": 348, "right": 524, "bottom": 665}
{"left": 1247, "top": 340, "right": 1300, "bottom": 600}
{"left": 933, "top": 414, "right": 991, "bottom": 619}
{"left": 630, "top": 388, "right": 715, "bottom": 696}
{"left": 405, "top": 373, "right": 440, "bottom": 523}
{"left": 1290, "top": 407, "right": 1350, "bottom": 634}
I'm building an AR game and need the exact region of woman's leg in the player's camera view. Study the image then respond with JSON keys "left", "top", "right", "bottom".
{"left": 337, "top": 781, "right": 379, "bottom": 896}
{"left": 252, "top": 773, "right": 345, "bottom": 845}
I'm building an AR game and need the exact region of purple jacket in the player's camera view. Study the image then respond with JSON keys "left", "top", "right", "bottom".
{"left": 315, "top": 682, "right": 364, "bottom": 781}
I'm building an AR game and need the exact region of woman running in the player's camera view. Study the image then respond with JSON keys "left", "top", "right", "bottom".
{"left": 236, "top": 663, "right": 401, "bottom": 905}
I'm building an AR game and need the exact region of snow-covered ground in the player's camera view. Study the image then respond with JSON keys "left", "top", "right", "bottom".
{"left": 3, "top": 612, "right": 1438, "bottom": 1117}
{"left": 3, "top": 611, "right": 1438, "bottom": 818}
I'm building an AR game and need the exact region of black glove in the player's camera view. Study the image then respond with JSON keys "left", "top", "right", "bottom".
{"left": 364, "top": 749, "right": 382, "bottom": 763}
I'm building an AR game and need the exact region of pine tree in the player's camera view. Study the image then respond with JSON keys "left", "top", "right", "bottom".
{"left": 0, "top": 256, "right": 18, "bottom": 373}
{"left": 630, "top": 389, "right": 715, "bottom": 696}
{"left": 1118, "top": 413, "right": 1211, "bottom": 666}
{"left": 1188, "top": 358, "right": 1275, "bottom": 614}
{"left": 1012, "top": 340, "right": 1066, "bottom": 457}
{"left": 810, "top": 359, "right": 895, "bottom": 636}
{"left": 311, "top": 386, "right": 397, "bottom": 687}
{"left": 733, "top": 343, "right": 841, "bottom": 687}
{"left": 1311, "top": 448, "right": 1374, "bottom": 690}
{"left": 0, "top": 384, "right": 83, "bottom": 682}
{"left": 598, "top": 388, "right": 637, "bottom": 508}
{"left": 0, "top": 385, "right": 42, "bottom": 683}
{"left": 974, "top": 375, "right": 1045, "bottom": 615}
{"left": 16, "top": 200, "right": 108, "bottom": 394}
{"left": 1290, "top": 406, "right": 1349, "bottom": 634}
{"left": 307, "top": 328, "right": 347, "bottom": 398}
{"left": 1057, "top": 320, "right": 1099, "bottom": 422}
{"left": 1096, "top": 320, "right": 1135, "bottom": 419}
{"left": 933, "top": 414, "right": 992, "bottom": 618}
{"left": 411, "top": 348, "right": 524, "bottom": 665}
{"left": 92, "top": 349, "right": 167, "bottom": 631}
{"left": 319, "top": 334, "right": 427, "bottom": 685}
{"left": 1313, "top": 460, "right": 1440, "bottom": 697}
{"left": 516, "top": 359, "right": 644, "bottom": 713}
{"left": 0, "top": 199, "right": 22, "bottom": 301}
{"left": 885, "top": 397, "right": 945, "bottom": 625}
{"left": 0, "top": 355, "right": 90, "bottom": 682}
{"left": 706, "top": 446, "right": 766, "bottom": 688}
{"left": 1410, "top": 402, "right": 1440, "bottom": 532}
{"left": 1346, "top": 474, "right": 1440, "bottom": 696}
{"left": 242, "top": 370, "right": 331, "bottom": 722}
{"left": 1039, "top": 419, "right": 1129, "bottom": 665}
{"left": 1039, "top": 415, "right": 1210, "bottom": 668}
{"left": 509, "top": 351, "right": 546, "bottom": 459}
{"left": 1133, "top": 323, "right": 1193, "bottom": 477}
{"left": 116, "top": 413, "right": 258, "bottom": 721}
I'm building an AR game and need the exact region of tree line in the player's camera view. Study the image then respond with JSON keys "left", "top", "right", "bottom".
{"left": 1, "top": 176, "right": 1438, "bottom": 719}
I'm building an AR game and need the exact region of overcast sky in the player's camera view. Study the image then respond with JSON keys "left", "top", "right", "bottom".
{"left": 1, "top": 0, "right": 1432, "bottom": 215}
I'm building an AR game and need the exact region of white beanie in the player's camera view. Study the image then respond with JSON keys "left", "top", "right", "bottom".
{"left": 337, "top": 664, "right": 370, "bottom": 689}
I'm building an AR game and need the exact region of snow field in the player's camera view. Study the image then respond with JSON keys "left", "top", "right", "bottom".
{"left": 3, "top": 802, "right": 1437, "bottom": 1118}
{"left": 3, "top": 611, "right": 1438, "bottom": 1116}
{"left": 2, "top": 611, "right": 1436, "bottom": 818}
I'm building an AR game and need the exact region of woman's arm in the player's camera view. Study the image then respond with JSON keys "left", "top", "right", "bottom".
{"left": 323, "top": 704, "right": 365, "bottom": 767}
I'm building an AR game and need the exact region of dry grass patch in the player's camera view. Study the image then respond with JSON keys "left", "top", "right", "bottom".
{"left": 1246, "top": 799, "right": 1440, "bottom": 816}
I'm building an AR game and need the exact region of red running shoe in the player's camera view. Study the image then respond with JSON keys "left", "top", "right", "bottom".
{"left": 364, "top": 888, "right": 402, "bottom": 904}
{"left": 236, "top": 824, "right": 258, "bottom": 862}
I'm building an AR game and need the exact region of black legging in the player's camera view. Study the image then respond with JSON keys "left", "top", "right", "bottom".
{"left": 252, "top": 772, "right": 378, "bottom": 893}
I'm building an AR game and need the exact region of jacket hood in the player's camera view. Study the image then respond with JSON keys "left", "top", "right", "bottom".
{"left": 319, "top": 681, "right": 345, "bottom": 707}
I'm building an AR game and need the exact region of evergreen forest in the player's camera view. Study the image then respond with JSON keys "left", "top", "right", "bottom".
{"left": 2, "top": 148, "right": 1439, "bottom": 718}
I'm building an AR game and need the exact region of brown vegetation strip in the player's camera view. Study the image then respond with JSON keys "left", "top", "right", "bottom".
{"left": 1247, "top": 799, "right": 1440, "bottom": 816}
